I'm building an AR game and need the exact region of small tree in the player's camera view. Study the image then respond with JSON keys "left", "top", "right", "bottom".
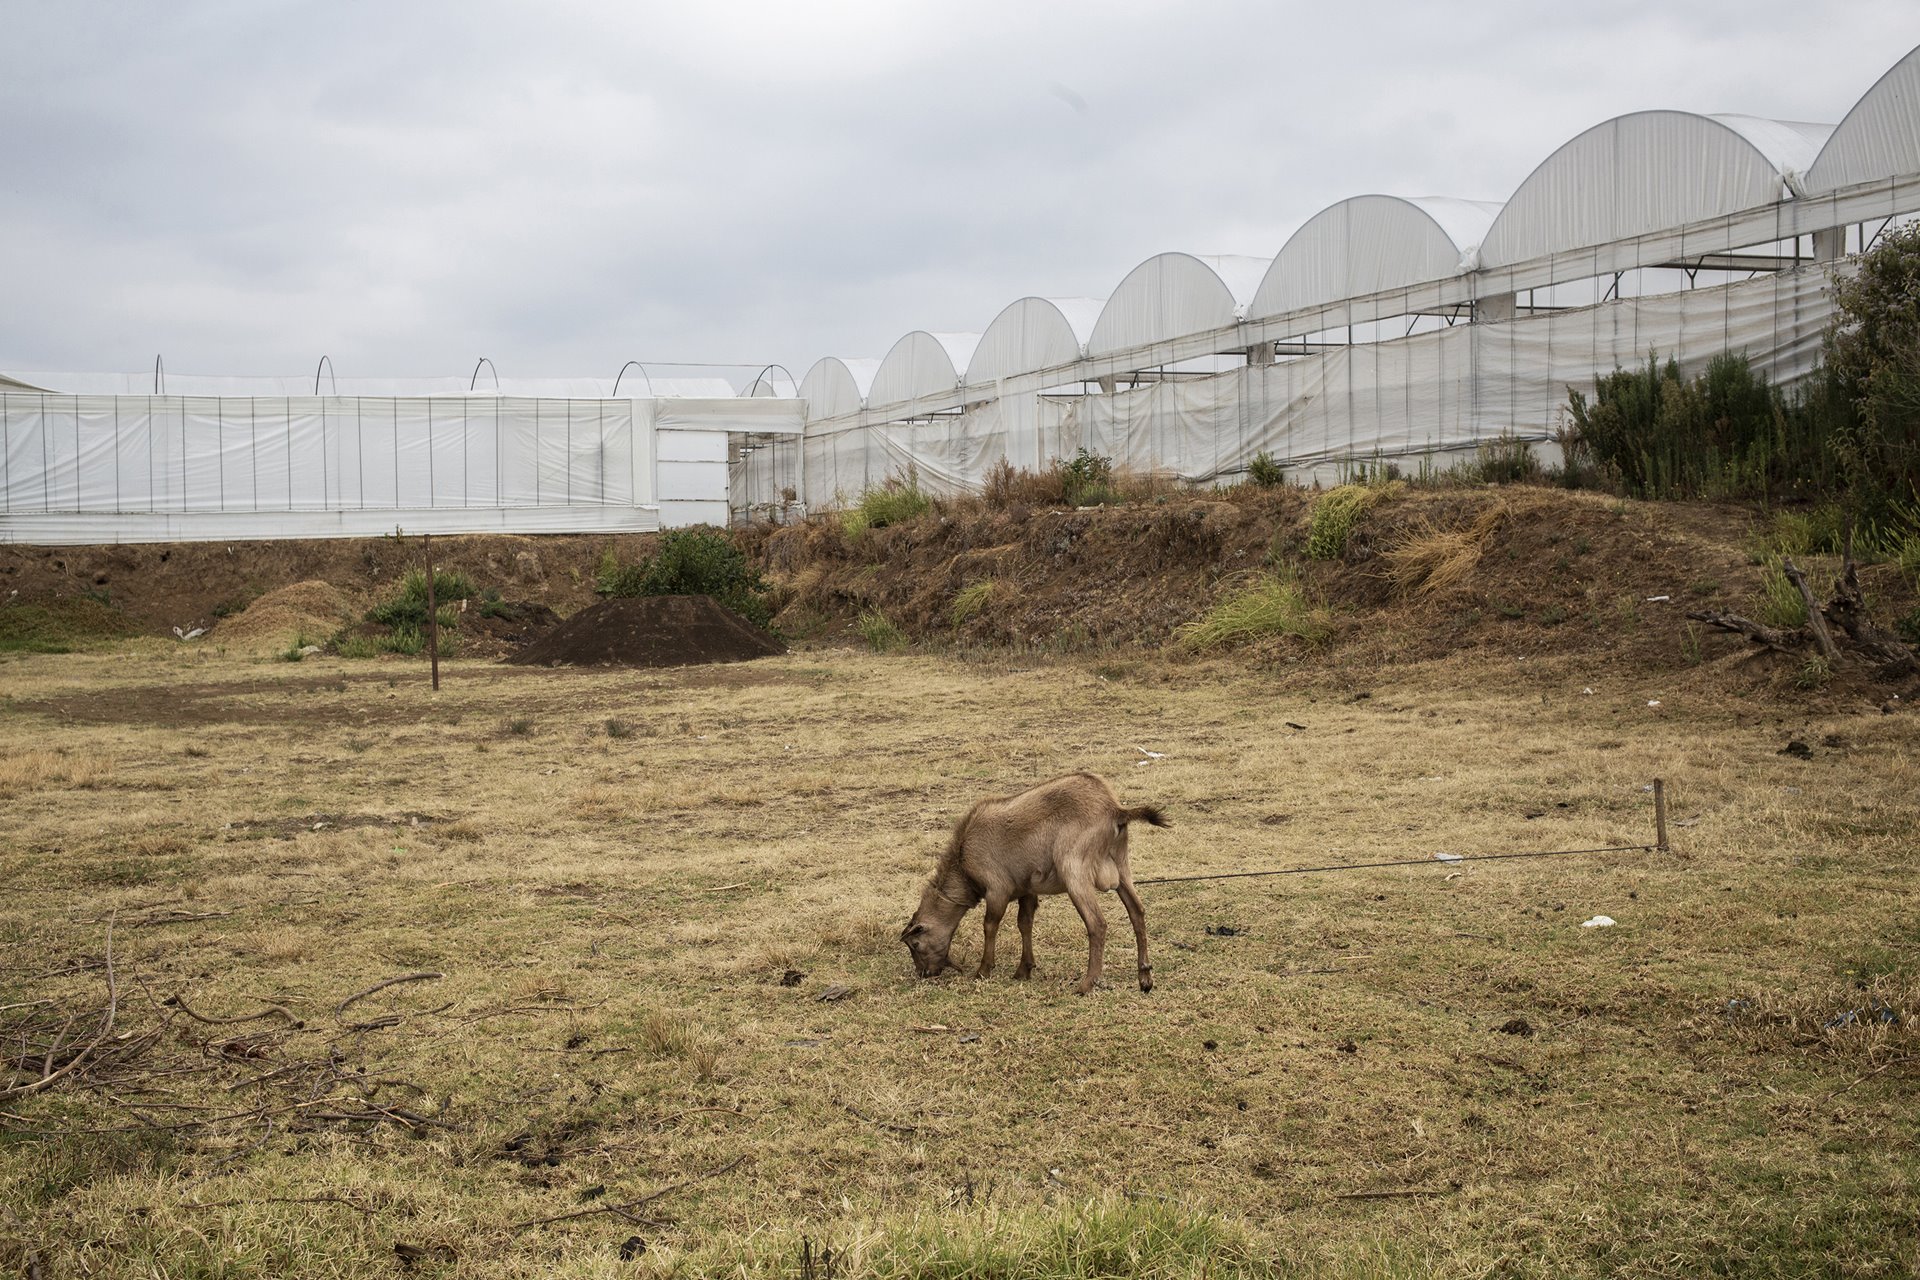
{"left": 1824, "top": 222, "right": 1920, "bottom": 527}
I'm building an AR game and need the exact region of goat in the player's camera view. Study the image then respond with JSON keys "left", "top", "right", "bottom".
{"left": 900, "top": 772, "right": 1168, "bottom": 995}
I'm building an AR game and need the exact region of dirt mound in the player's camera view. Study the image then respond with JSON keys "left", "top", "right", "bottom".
{"left": 211, "top": 580, "right": 357, "bottom": 649}
{"left": 505, "top": 595, "right": 784, "bottom": 668}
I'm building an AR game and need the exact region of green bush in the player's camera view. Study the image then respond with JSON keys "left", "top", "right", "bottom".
{"left": 1566, "top": 352, "right": 1837, "bottom": 501}
{"left": 1061, "top": 448, "right": 1116, "bottom": 506}
{"left": 1247, "top": 451, "right": 1286, "bottom": 488}
{"left": 596, "top": 529, "right": 774, "bottom": 630}
{"left": 366, "top": 568, "right": 471, "bottom": 632}
{"left": 1467, "top": 435, "right": 1542, "bottom": 485}
{"left": 1824, "top": 222, "right": 1920, "bottom": 525}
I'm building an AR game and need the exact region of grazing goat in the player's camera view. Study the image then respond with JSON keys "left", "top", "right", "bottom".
{"left": 900, "top": 772, "right": 1168, "bottom": 995}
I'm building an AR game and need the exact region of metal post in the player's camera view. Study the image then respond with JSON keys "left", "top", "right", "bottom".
{"left": 424, "top": 533, "right": 440, "bottom": 692}
{"left": 1653, "top": 778, "right": 1668, "bottom": 851}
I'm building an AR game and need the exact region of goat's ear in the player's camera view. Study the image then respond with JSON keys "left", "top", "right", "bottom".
{"left": 900, "top": 921, "right": 925, "bottom": 941}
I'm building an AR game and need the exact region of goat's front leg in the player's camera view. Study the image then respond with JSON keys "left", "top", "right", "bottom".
{"left": 1012, "top": 894, "right": 1039, "bottom": 979}
{"left": 1062, "top": 877, "right": 1108, "bottom": 996}
{"left": 1116, "top": 878, "right": 1152, "bottom": 993}
{"left": 976, "top": 895, "right": 1009, "bottom": 979}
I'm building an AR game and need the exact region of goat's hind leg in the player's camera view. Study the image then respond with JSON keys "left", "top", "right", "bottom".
{"left": 1012, "top": 894, "right": 1039, "bottom": 979}
{"left": 1061, "top": 874, "right": 1109, "bottom": 996}
{"left": 976, "top": 894, "right": 1009, "bottom": 979}
{"left": 1116, "top": 876, "right": 1152, "bottom": 993}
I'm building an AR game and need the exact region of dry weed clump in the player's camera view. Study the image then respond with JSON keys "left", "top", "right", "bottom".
{"left": 1383, "top": 502, "right": 1511, "bottom": 596}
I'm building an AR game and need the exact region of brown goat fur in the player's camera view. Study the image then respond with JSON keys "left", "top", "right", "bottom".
{"left": 900, "top": 772, "right": 1168, "bottom": 995}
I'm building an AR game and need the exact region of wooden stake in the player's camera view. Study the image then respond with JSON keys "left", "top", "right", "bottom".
{"left": 1653, "top": 778, "right": 1668, "bottom": 851}
{"left": 424, "top": 533, "right": 439, "bottom": 692}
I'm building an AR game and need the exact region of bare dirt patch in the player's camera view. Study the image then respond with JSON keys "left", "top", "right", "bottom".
{"left": 505, "top": 595, "right": 785, "bottom": 668}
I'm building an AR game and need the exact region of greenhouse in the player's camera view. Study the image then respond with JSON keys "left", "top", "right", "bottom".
{"left": 769, "top": 40, "right": 1920, "bottom": 510}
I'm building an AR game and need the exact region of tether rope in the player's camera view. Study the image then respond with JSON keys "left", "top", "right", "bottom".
{"left": 1134, "top": 843, "right": 1662, "bottom": 887}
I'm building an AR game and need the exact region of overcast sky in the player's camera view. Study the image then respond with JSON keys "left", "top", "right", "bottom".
{"left": 4, "top": 1, "right": 1918, "bottom": 384}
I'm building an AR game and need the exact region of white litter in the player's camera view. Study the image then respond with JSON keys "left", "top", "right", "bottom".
{"left": 1645, "top": 595, "right": 1670, "bottom": 603}
{"left": 1434, "top": 852, "right": 1464, "bottom": 863}
{"left": 1647, "top": 700, "right": 1662, "bottom": 708}
{"left": 1580, "top": 915, "right": 1616, "bottom": 928}
{"left": 1582, "top": 687, "right": 1594, "bottom": 695}
{"left": 1135, "top": 747, "right": 1167, "bottom": 759}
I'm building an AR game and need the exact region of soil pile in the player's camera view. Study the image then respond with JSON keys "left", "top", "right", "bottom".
{"left": 211, "top": 581, "right": 357, "bottom": 650}
{"left": 506, "top": 595, "right": 784, "bottom": 668}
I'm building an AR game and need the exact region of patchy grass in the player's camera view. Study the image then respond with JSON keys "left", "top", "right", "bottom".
{"left": 951, "top": 581, "right": 994, "bottom": 629}
{"left": 0, "top": 598, "right": 140, "bottom": 653}
{"left": 842, "top": 478, "right": 933, "bottom": 536}
{"left": 858, "top": 609, "right": 906, "bottom": 652}
{"left": 1306, "top": 484, "right": 1395, "bottom": 560}
{"left": 1381, "top": 503, "right": 1510, "bottom": 597}
{"left": 1, "top": 647, "right": 1918, "bottom": 1278}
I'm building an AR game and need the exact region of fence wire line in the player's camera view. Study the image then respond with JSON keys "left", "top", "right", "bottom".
{"left": 1134, "top": 843, "right": 1663, "bottom": 886}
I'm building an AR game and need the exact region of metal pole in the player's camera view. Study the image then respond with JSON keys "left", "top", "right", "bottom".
{"left": 1653, "top": 778, "right": 1668, "bottom": 851}
{"left": 424, "top": 533, "right": 440, "bottom": 692}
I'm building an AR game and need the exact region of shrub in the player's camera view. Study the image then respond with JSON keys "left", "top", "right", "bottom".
{"left": 1824, "top": 222, "right": 1920, "bottom": 525}
{"left": 1177, "top": 573, "right": 1331, "bottom": 650}
{"left": 1247, "top": 451, "right": 1286, "bottom": 488}
{"left": 596, "top": 529, "right": 774, "bottom": 630}
{"left": 366, "top": 568, "right": 469, "bottom": 632}
{"left": 1061, "top": 448, "right": 1116, "bottom": 507}
{"left": 1565, "top": 351, "right": 1835, "bottom": 501}
{"left": 1467, "top": 435, "right": 1542, "bottom": 485}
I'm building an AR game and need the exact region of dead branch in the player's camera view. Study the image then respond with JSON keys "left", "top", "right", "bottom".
{"left": 336, "top": 972, "right": 443, "bottom": 1016}
{"left": 0, "top": 914, "right": 118, "bottom": 1101}
{"left": 163, "top": 994, "right": 302, "bottom": 1028}
{"left": 1686, "top": 610, "right": 1809, "bottom": 654}
{"left": 131, "top": 910, "right": 236, "bottom": 927}
{"left": 1781, "top": 558, "right": 1841, "bottom": 662}
{"left": 1333, "top": 1186, "right": 1458, "bottom": 1200}
{"left": 507, "top": 1155, "right": 747, "bottom": 1234}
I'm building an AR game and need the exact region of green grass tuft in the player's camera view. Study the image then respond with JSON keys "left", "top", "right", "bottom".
{"left": 950, "top": 581, "right": 994, "bottom": 629}
{"left": 857, "top": 610, "right": 905, "bottom": 652}
{"left": 1306, "top": 485, "right": 1384, "bottom": 560}
{"left": 1178, "top": 573, "right": 1330, "bottom": 650}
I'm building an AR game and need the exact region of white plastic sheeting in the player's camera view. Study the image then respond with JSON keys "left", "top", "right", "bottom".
{"left": 795, "top": 266, "right": 1834, "bottom": 493}
{"left": 866, "top": 332, "right": 980, "bottom": 411}
{"left": 1, "top": 394, "right": 659, "bottom": 544}
{"left": 1087, "top": 253, "right": 1269, "bottom": 357}
{"left": 1249, "top": 196, "right": 1501, "bottom": 320}
{"left": 1478, "top": 112, "right": 1832, "bottom": 268}
{"left": 967, "top": 298, "right": 1103, "bottom": 383}
{"left": 797, "top": 357, "right": 879, "bottom": 420}
{"left": 4, "top": 372, "right": 744, "bottom": 399}
{"left": 1807, "top": 45, "right": 1920, "bottom": 193}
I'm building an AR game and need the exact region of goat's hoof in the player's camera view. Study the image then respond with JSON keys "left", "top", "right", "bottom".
{"left": 1012, "top": 966, "right": 1033, "bottom": 981}
{"left": 1139, "top": 976, "right": 1154, "bottom": 993}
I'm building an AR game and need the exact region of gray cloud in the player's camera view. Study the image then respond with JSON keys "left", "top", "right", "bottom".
{"left": 2, "top": 0, "right": 1915, "bottom": 383}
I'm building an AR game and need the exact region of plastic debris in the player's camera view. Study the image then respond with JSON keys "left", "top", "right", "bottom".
{"left": 1647, "top": 700, "right": 1662, "bottom": 708}
{"left": 1582, "top": 687, "right": 1594, "bottom": 695}
{"left": 1580, "top": 915, "right": 1616, "bottom": 928}
{"left": 1433, "top": 852, "right": 1464, "bottom": 863}
{"left": 1135, "top": 747, "right": 1167, "bottom": 759}
{"left": 1645, "top": 595, "right": 1671, "bottom": 603}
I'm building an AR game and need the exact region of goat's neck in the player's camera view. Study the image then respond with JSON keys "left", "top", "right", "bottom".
{"left": 924, "top": 865, "right": 980, "bottom": 920}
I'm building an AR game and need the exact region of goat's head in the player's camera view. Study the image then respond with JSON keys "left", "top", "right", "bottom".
{"left": 899, "top": 911, "right": 961, "bottom": 979}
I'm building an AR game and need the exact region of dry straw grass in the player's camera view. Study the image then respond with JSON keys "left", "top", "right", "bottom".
{"left": 2, "top": 645, "right": 1918, "bottom": 1278}
{"left": 1382, "top": 501, "right": 1512, "bottom": 596}
{"left": 209, "top": 579, "right": 357, "bottom": 649}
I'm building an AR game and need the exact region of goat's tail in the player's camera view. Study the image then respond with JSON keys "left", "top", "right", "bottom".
{"left": 1120, "top": 804, "right": 1171, "bottom": 829}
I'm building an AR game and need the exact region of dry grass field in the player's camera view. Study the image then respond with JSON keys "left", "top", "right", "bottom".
{"left": 3, "top": 641, "right": 1917, "bottom": 1278}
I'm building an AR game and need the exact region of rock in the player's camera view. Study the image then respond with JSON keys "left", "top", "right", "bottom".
{"left": 513, "top": 550, "right": 545, "bottom": 584}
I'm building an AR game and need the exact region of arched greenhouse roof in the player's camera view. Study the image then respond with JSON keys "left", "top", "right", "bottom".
{"left": 1806, "top": 43, "right": 1920, "bottom": 193}
{"left": 1248, "top": 195, "right": 1501, "bottom": 320}
{"left": 966, "top": 297, "right": 1104, "bottom": 384}
{"left": 1478, "top": 110, "right": 1833, "bottom": 269}
{"left": 1087, "top": 253, "right": 1269, "bottom": 357}
{"left": 799, "top": 356, "right": 879, "bottom": 420}
{"left": 865, "top": 331, "right": 980, "bottom": 410}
